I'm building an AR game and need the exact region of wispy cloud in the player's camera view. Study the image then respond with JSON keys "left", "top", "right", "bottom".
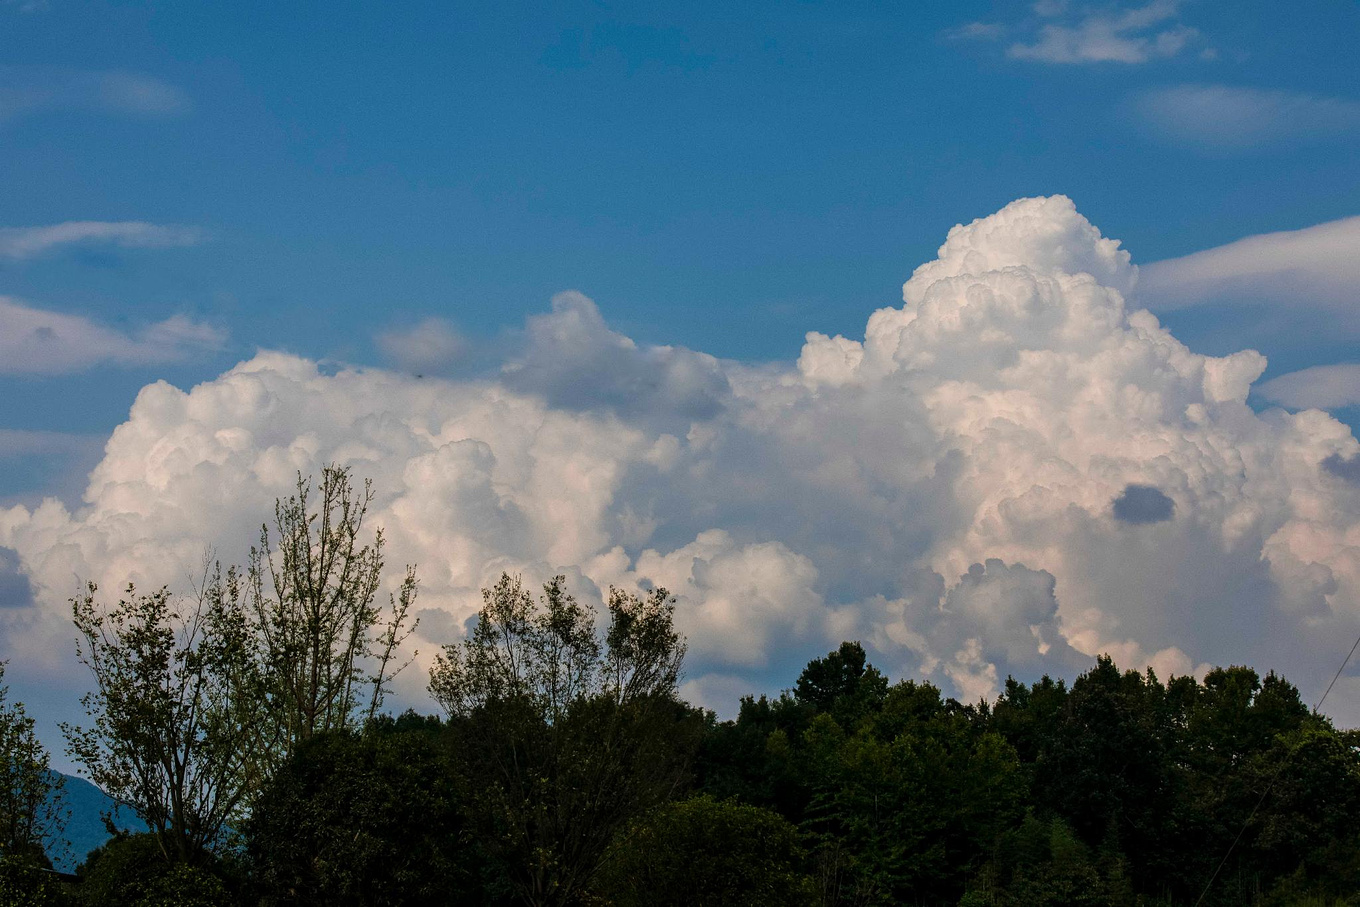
{"left": 1139, "top": 215, "right": 1360, "bottom": 313}
{"left": 0, "top": 221, "right": 203, "bottom": 260}
{"left": 1134, "top": 84, "right": 1360, "bottom": 148}
{"left": 1257, "top": 364, "right": 1360, "bottom": 411}
{"left": 958, "top": 0, "right": 1203, "bottom": 64}
{"left": 0, "top": 67, "right": 190, "bottom": 124}
{"left": 945, "top": 21, "right": 1007, "bottom": 42}
{"left": 0, "top": 296, "right": 226, "bottom": 375}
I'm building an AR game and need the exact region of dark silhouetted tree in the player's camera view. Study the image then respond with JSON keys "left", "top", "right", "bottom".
{"left": 245, "top": 713, "right": 486, "bottom": 907}
{"left": 429, "top": 573, "right": 700, "bottom": 907}
{"left": 594, "top": 795, "right": 815, "bottom": 907}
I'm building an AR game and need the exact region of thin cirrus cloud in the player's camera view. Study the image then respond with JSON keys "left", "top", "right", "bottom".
{"left": 1134, "top": 84, "right": 1360, "bottom": 148}
{"left": 0, "top": 221, "right": 204, "bottom": 261}
{"left": 0, "top": 66, "right": 189, "bottom": 124}
{"left": 954, "top": 0, "right": 1202, "bottom": 64}
{"left": 0, "top": 296, "right": 226, "bottom": 375}
{"left": 1139, "top": 214, "right": 1360, "bottom": 315}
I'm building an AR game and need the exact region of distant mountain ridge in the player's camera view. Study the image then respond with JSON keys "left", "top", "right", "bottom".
{"left": 45, "top": 771, "right": 145, "bottom": 873}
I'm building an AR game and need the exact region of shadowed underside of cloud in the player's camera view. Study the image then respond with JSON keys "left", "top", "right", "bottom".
{"left": 0, "top": 221, "right": 203, "bottom": 260}
{"left": 1113, "top": 484, "right": 1175, "bottom": 524}
{"left": 1134, "top": 84, "right": 1360, "bottom": 149}
{"left": 0, "top": 296, "right": 225, "bottom": 375}
{"left": 1323, "top": 453, "right": 1360, "bottom": 485}
{"left": 3, "top": 196, "right": 1358, "bottom": 724}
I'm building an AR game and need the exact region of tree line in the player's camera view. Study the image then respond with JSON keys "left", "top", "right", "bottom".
{"left": 0, "top": 466, "right": 1357, "bottom": 906}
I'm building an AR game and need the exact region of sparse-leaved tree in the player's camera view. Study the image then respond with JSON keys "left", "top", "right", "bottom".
{"left": 63, "top": 567, "right": 264, "bottom": 864}
{"left": 246, "top": 465, "right": 417, "bottom": 764}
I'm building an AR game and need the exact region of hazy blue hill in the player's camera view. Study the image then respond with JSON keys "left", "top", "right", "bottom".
{"left": 46, "top": 771, "right": 145, "bottom": 873}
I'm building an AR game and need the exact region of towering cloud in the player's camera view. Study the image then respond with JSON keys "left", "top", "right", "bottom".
{"left": 3, "top": 197, "right": 1358, "bottom": 722}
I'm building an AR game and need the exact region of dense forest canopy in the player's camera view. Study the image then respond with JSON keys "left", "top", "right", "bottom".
{"left": 1, "top": 470, "right": 1357, "bottom": 906}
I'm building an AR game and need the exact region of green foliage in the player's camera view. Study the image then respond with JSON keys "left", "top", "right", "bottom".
{"left": 244, "top": 716, "right": 485, "bottom": 907}
{"left": 62, "top": 572, "right": 262, "bottom": 865}
{"left": 0, "top": 856, "right": 67, "bottom": 907}
{"left": 700, "top": 645, "right": 1025, "bottom": 906}
{"left": 430, "top": 574, "right": 700, "bottom": 907}
{"left": 697, "top": 646, "right": 1360, "bottom": 907}
{"left": 985, "top": 658, "right": 1360, "bottom": 905}
{"left": 61, "top": 466, "right": 419, "bottom": 870}
{"left": 1029, "top": 657, "right": 1177, "bottom": 882}
{"left": 134, "top": 864, "right": 231, "bottom": 907}
{"left": 74, "top": 832, "right": 232, "bottom": 907}
{"left": 693, "top": 693, "right": 809, "bottom": 820}
{"left": 961, "top": 814, "right": 1136, "bottom": 907}
{"left": 794, "top": 642, "right": 889, "bottom": 730}
{"left": 0, "top": 664, "right": 66, "bottom": 867}
{"left": 594, "top": 795, "right": 815, "bottom": 907}
{"left": 800, "top": 688, "right": 1025, "bottom": 905}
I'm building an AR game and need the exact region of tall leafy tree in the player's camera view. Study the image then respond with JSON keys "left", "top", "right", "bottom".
{"left": 63, "top": 467, "right": 418, "bottom": 867}
{"left": 63, "top": 569, "right": 264, "bottom": 864}
{"left": 795, "top": 642, "right": 889, "bottom": 730}
{"left": 429, "top": 573, "right": 700, "bottom": 907}
{"left": 800, "top": 682, "right": 1024, "bottom": 906}
{"left": 1028, "top": 657, "right": 1176, "bottom": 879}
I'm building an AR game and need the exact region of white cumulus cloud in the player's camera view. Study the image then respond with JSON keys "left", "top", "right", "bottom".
{"left": 3, "top": 196, "right": 1359, "bottom": 723}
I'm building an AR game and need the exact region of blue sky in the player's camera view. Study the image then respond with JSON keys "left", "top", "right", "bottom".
{"left": 2, "top": 1, "right": 1358, "bottom": 449}
{"left": 2, "top": 1, "right": 1360, "bottom": 757}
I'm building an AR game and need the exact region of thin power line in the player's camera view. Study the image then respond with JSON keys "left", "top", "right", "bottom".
{"left": 1192, "top": 628, "right": 1360, "bottom": 907}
